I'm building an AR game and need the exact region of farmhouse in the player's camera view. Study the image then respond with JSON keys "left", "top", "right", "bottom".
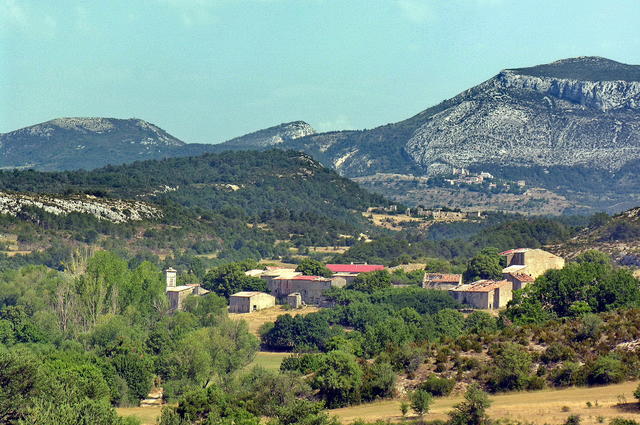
{"left": 500, "top": 248, "right": 565, "bottom": 279}
{"left": 423, "top": 273, "right": 463, "bottom": 290}
{"left": 449, "top": 279, "right": 512, "bottom": 310}
{"left": 228, "top": 291, "right": 276, "bottom": 313}
{"left": 164, "top": 268, "right": 209, "bottom": 311}
{"left": 326, "top": 263, "right": 385, "bottom": 284}
{"left": 268, "top": 275, "right": 346, "bottom": 306}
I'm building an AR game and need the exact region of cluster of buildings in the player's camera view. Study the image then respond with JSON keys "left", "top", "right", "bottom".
{"left": 444, "top": 168, "right": 526, "bottom": 190}
{"left": 423, "top": 248, "right": 564, "bottom": 310}
{"left": 228, "top": 263, "right": 385, "bottom": 313}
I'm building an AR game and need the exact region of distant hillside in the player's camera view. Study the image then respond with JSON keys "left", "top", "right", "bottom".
{"left": 551, "top": 207, "right": 640, "bottom": 269}
{"left": 0, "top": 150, "right": 390, "bottom": 267}
{"left": 0, "top": 118, "right": 314, "bottom": 171}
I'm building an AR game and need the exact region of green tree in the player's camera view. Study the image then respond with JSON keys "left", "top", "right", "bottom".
{"left": 634, "top": 383, "right": 640, "bottom": 404}
{"left": 463, "top": 249, "right": 502, "bottom": 282}
{"left": 295, "top": 259, "right": 332, "bottom": 278}
{"left": 348, "top": 270, "right": 392, "bottom": 293}
{"left": 400, "top": 401, "right": 410, "bottom": 417}
{"left": 311, "top": 350, "right": 364, "bottom": 408}
{"left": 409, "top": 389, "right": 433, "bottom": 416}
{"left": 0, "top": 348, "right": 39, "bottom": 424}
{"left": 488, "top": 343, "right": 532, "bottom": 392}
{"left": 448, "top": 384, "right": 492, "bottom": 425}
{"left": 202, "top": 262, "right": 266, "bottom": 299}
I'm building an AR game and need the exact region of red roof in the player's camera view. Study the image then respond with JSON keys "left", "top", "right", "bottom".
{"left": 326, "top": 264, "right": 385, "bottom": 273}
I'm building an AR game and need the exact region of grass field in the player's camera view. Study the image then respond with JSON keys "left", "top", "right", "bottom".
{"left": 331, "top": 381, "right": 640, "bottom": 425}
{"left": 244, "top": 351, "right": 290, "bottom": 371}
{"left": 229, "top": 305, "right": 320, "bottom": 336}
{"left": 118, "top": 381, "right": 640, "bottom": 425}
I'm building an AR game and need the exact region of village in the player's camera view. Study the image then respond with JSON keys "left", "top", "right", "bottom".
{"left": 163, "top": 247, "right": 565, "bottom": 314}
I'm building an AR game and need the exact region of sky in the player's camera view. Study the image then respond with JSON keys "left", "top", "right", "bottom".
{"left": 1, "top": 0, "right": 640, "bottom": 143}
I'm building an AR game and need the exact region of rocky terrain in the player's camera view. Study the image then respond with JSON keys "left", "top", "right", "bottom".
{"left": 0, "top": 191, "right": 162, "bottom": 223}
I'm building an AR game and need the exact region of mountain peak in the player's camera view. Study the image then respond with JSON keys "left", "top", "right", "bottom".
{"left": 506, "top": 56, "right": 640, "bottom": 82}
{"left": 216, "top": 120, "right": 316, "bottom": 149}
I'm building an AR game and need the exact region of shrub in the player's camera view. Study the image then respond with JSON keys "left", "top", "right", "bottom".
{"left": 409, "top": 389, "right": 433, "bottom": 417}
{"left": 541, "top": 343, "right": 576, "bottom": 364}
{"left": 419, "top": 375, "right": 456, "bottom": 397}
{"left": 550, "top": 362, "right": 582, "bottom": 387}
{"left": 585, "top": 355, "right": 625, "bottom": 386}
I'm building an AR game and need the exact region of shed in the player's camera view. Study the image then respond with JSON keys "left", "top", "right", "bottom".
{"left": 286, "top": 292, "right": 303, "bottom": 309}
{"left": 229, "top": 291, "right": 276, "bottom": 313}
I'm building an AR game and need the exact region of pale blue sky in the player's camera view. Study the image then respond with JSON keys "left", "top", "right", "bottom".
{"left": 2, "top": 0, "right": 639, "bottom": 142}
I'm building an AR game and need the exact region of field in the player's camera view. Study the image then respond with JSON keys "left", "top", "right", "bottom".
{"left": 331, "top": 381, "right": 640, "bottom": 425}
{"left": 244, "top": 351, "right": 290, "bottom": 371}
{"left": 228, "top": 305, "right": 320, "bottom": 336}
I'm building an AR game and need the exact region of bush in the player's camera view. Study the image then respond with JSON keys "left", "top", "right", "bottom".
{"left": 541, "top": 343, "right": 576, "bottom": 364}
{"left": 585, "top": 355, "right": 625, "bottom": 386}
{"left": 550, "top": 362, "right": 582, "bottom": 387}
{"left": 419, "top": 375, "right": 456, "bottom": 397}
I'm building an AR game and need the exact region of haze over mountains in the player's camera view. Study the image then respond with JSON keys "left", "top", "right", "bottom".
{"left": 2, "top": 57, "right": 639, "bottom": 212}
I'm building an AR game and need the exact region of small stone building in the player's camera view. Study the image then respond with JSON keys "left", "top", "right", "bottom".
{"left": 504, "top": 272, "right": 535, "bottom": 291}
{"left": 268, "top": 275, "right": 346, "bottom": 306}
{"left": 164, "top": 268, "right": 209, "bottom": 311}
{"left": 286, "top": 292, "right": 303, "bottom": 309}
{"left": 449, "top": 279, "right": 513, "bottom": 310}
{"left": 229, "top": 291, "right": 276, "bottom": 313}
{"left": 423, "top": 273, "right": 463, "bottom": 290}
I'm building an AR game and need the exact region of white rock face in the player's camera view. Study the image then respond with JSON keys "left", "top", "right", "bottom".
{"left": 0, "top": 192, "right": 163, "bottom": 223}
{"left": 220, "top": 121, "right": 316, "bottom": 148}
{"left": 405, "top": 70, "right": 640, "bottom": 173}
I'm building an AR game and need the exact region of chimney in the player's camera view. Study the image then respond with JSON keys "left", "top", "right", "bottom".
{"left": 164, "top": 267, "right": 177, "bottom": 288}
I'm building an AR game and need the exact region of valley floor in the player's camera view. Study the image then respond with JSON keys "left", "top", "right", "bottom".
{"left": 118, "top": 381, "right": 640, "bottom": 425}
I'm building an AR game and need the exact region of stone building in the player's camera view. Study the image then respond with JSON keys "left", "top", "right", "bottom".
{"left": 164, "top": 267, "right": 209, "bottom": 311}
{"left": 422, "top": 273, "right": 463, "bottom": 290}
{"left": 268, "top": 275, "right": 346, "bottom": 306}
{"left": 503, "top": 272, "right": 535, "bottom": 291}
{"left": 500, "top": 248, "right": 565, "bottom": 279}
{"left": 286, "top": 292, "right": 303, "bottom": 309}
{"left": 449, "top": 279, "right": 513, "bottom": 310}
{"left": 228, "top": 291, "right": 276, "bottom": 313}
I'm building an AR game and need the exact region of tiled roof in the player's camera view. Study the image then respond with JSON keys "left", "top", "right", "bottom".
{"left": 326, "top": 264, "right": 385, "bottom": 273}
{"left": 452, "top": 280, "right": 510, "bottom": 293}
{"left": 508, "top": 273, "right": 535, "bottom": 282}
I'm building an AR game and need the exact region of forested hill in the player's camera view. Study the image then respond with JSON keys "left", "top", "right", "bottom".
{"left": 0, "top": 150, "right": 390, "bottom": 266}
{"left": 0, "top": 150, "right": 387, "bottom": 218}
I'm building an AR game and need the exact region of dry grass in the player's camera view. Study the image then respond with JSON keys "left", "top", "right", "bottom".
{"left": 229, "top": 305, "right": 321, "bottom": 336}
{"left": 364, "top": 213, "right": 426, "bottom": 231}
{"left": 117, "top": 406, "right": 163, "bottom": 424}
{"left": 331, "top": 381, "right": 640, "bottom": 425}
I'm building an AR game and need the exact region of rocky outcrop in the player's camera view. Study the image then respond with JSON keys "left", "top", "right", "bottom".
{"left": 0, "top": 192, "right": 162, "bottom": 223}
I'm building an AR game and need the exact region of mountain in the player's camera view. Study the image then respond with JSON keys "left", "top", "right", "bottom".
{"left": 0, "top": 118, "right": 316, "bottom": 171}
{"left": 281, "top": 57, "right": 640, "bottom": 176}
{"left": 280, "top": 57, "right": 640, "bottom": 213}
{"left": 211, "top": 121, "right": 315, "bottom": 150}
